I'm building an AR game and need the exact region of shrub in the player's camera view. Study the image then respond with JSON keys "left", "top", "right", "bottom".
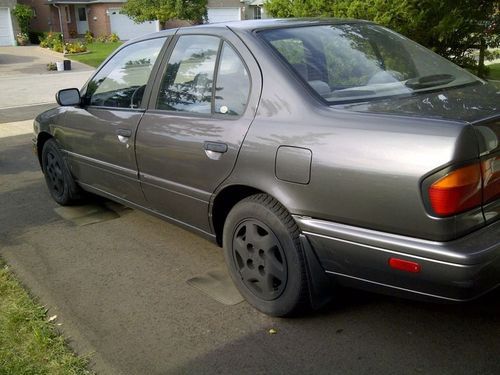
{"left": 46, "top": 62, "right": 57, "bottom": 71}
{"left": 12, "top": 4, "right": 34, "bottom": 34}
{"left": 52, "top": 40, "right": 64, "bottom": 53}
{"left": 64, "top": 41, "right": 88, "bottom": 54}
{"left": 107, "top": 33, "right": 120, "bottom": 43}
{"left": 96, "top": 35, "right": 107, "bottom": 43}
{"left": 84, "top": 30, "right": 94, "bottom": 44}
{"left": 486, "top": 49, "right": 500, "bottom": 61}
{"left": 39, "top": 32, "right": 63, "bottom": 49}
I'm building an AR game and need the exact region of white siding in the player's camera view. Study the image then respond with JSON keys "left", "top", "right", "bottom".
{"left": 0, "top": 7, "right": 15, "bottom": 46}
{"left": 207, "top": 8, "right": 241, "bottom": 23}
{"left": 109, "top": 8, "right": 159, "bottom": 41}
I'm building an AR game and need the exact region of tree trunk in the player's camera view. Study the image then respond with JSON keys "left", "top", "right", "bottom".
{"left": 477, "top": 38, "right": 486, "bottom": 78}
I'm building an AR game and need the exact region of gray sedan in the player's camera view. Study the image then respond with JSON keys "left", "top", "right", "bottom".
{"left": 33, "top": 19, "right": 500, "bottom": 317}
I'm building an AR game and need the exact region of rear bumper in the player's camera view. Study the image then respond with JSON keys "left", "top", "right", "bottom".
{"left": 293, "top": 216, "right": 500, "bottom": 301}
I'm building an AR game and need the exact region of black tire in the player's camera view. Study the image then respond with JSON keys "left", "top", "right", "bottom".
{"left": 41, "top": 138, "right": 82, "bottom": 205}
{"left": 223, "top": 194, "right": 310, "bottom": 317}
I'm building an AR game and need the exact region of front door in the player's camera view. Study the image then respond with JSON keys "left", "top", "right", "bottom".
{"left": 136, "top": 30, "right": 262, "bottom": 233}
{"left": 75, "top": 6, "right": 89, "bottom": 34}
{"left": 61, "top": 37, "right": 167, "bottom": 204}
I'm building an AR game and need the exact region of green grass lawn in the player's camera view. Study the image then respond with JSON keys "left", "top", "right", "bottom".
{"left": 487, "top": 63, "right": 500, "bottom": 81}
{"left": 0, "top": 260, "right": 92, "bottom": 374}
{"left": 68, "top": 41, "right": 123, "bottom": 68}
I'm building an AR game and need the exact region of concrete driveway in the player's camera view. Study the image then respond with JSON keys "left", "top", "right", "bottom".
{"left": 1, "top": 123, "right": 499, "bottom": 374}
{"left": 1, "top": 46, "right": 499, "bottom": 375}
{"left": 0, "top": 46, "right": 93, "bottom": 122}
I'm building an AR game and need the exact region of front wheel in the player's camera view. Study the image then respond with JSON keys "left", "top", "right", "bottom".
{"left": 41, "top": 138, "right": 82, "bottom": 205}
{"left": 223, "top": 194, "right": 310, "bottom": 317}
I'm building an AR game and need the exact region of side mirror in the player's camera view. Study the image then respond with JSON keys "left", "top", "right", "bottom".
{"left": 56, "top": 88, "right": 81, "bottom": 106}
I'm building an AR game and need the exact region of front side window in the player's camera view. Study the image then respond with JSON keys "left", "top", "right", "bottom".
{"left": 156, "top": 35, "right": 220, "bottom": 113}
{"left": 260, "top": 24, "right": 479, "bottom": 103}
{"left": 85, "top": 38, "right": 165, "bottom": 108}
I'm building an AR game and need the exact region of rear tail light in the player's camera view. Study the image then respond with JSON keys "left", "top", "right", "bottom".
{"left": 482, "top": 155, "right": 500, "bottom": 204}
{"left": 427, "top": 155, "right": 500, "bottom": 217}
{"left": 428, "top": 163, "right": 482, "bottom": 216}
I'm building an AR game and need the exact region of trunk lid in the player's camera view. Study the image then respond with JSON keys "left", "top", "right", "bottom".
{"left": 340, "top": 81, "right": 500, "bottom": 227}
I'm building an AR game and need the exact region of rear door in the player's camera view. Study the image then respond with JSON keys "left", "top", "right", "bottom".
{"left": 136, "top": 28, "right": 262, "bottom": 233}
{"left": 61, "top": 37, "right": 168, "bottom": 204}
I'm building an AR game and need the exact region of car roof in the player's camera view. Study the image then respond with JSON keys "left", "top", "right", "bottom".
{"left": 183, "top": 18, "right": 370, "bottom": 32}
{"left": 127, "top": 18, "right": 372, "bottom": 45}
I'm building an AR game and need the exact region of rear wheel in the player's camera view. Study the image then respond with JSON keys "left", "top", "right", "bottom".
{"left": 41, "top": 139, "right": 81, "bottom": 205}
{"left": 223, "top": 194, "right": 310, "bottom": 316}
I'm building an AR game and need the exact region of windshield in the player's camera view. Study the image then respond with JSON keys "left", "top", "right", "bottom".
{"left": 259, "top": 23, "right": 480, "bottom": 103}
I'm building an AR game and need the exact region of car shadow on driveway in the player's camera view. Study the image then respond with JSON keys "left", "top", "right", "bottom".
{"left": 0, "top": 53, "right": 36, "bottom": 65}
{"left": 173, "top": 287, "right": 500, "bottom": 375}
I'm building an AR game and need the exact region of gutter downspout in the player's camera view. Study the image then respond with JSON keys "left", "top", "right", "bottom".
{"left": 52, "top": 4, "right": 65, "bottom": 41}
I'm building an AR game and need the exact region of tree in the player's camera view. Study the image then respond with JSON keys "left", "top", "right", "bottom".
{"left": 122, "top": 0, "right": 207, "bottom": 27}
{"left": 264, "top": 0, "right": 500, "bottom": 76}
{"left": 12, "top": 4, "right": 34, "bottom": 35}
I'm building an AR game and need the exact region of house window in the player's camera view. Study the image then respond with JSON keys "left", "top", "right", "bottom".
{"left": 65, "top": 6, "right": 71, "bottom": 23}
{"left": 78, "top": 7, "right": 87, "bottom": 22}
{"left": 253, "top": 6, "right": 262, "bottom": 19}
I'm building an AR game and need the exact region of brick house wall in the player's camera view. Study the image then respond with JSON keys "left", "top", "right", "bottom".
{"left": 87, "top": 4, "right": 111, "bottom": 36}
{"left": 18, "top": 0, "right": 117, "bottom": 37}
{"left": 60, "top": 4, "right": 77, "bottom": 36}
{"left": 19, "top": 0, "right": 55, "bottom": 32}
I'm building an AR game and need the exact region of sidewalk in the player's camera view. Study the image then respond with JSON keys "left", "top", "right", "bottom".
{"left": 0, "top": 46, "right": 93, "bottom": 111}
{"left": 0, "top": 120, "right": 33, "bottom": 137}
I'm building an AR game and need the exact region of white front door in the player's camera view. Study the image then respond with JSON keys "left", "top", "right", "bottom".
{"left": 0, "top": 7, "right": 15, "bottom": 46}
{"left": 75, "top": 6, "right": 89, "bottom": 34}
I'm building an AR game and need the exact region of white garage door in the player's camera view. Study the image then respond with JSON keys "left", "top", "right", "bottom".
{"left": 0, "top": 8, "right": 15, "bottom": 46}
{"left": 109, "top": 8, "right": 159, "bottom": 41}
{"left": 207, "top": 8, "right": 241, "bottom": 23}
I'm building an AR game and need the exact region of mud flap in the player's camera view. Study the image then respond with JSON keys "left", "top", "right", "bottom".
{"left": 300, "top": 234, "right": 333, "bottom": 310}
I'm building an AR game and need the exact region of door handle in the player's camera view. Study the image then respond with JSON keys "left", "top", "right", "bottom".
{"left": 116, "top": 129, "right": 132, "bottom": 137}
{"left": 116, "top": 129, "right": 132, "bottom": 144}
{"left": 203, "top": 142, "right": 228, "bottom": 153}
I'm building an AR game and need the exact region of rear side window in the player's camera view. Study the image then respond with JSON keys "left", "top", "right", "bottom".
{"left": 214, "top": 42, "right": 250, "bottom": 116}
{"left": 86, "top": 38, "right": 165, "bottom": 108}
{"left": 156, "top": 36, "right": 250, "bottom": 116}
{"left": 156, "top": 35, "right": 220, "bottom": 113}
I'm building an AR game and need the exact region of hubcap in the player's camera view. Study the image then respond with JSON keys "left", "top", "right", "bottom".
{"left": 232, "top": 220, "right": 288, "bottom": 301}
{"left": 45, "top": 151, "right": 65, "bottom": 198}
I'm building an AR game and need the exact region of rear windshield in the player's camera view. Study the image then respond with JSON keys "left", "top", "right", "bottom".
{"left": 259, "top": 24, "right": 480, "bottom": 103}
